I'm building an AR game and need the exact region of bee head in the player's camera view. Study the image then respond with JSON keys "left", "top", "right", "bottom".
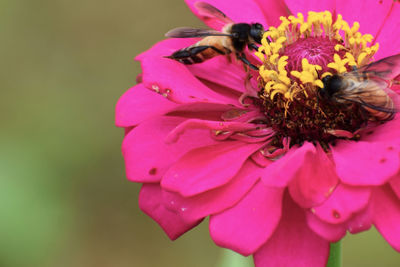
{"left": 250, "top": 23, "right": 264, "bottom": 44}
{"left": 320, "top": 74, "right": 342, "bottom": 99}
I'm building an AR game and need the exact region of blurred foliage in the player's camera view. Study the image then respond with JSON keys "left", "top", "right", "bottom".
{"left": 0, "top": 0, "right": 399, "bottom": 266}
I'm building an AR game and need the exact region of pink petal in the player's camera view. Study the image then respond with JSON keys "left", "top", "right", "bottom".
{"left": 161, "top": 141, "right": 265, "bottom": 196}
{"left": 346, "top": 207, "right": 373, "bottom": 234}
{"left": 199, "top": 77, "right": 243, "bottom": 102}
{"left": 289, "top": 144, "right": 339, "bottom": 208}
{"left": 136, "top": 38, "right": 196, "bottom": 60}
{"left": 390, "top": 175, "right": 400, "bottom": 199}
{"left": 167, "top": 102, "right": 234, "bottom": 121}
{"left": 185, "top": 0, "right": 268, "bottom": 31}
{"left": 251, "top": 150, "right": 273, "bottom": 167}
{"left": 307, "top": 207, "right": 373, "bottom": 242}
{"left": 306, "top": 211, "right": 346, "bottom": 242}
{"left": 254, "top": 194, "right": 330, "bottom": 267}
{"left": 262, "top": 142, "right": 315, "bottom": 187}
{"left": 141, "top": 57, "right": 238, "bottom": 105}
{"left": 165, "top": 119, "right": 257, "bottom": 143}
{"left": 209, "top": 180, "right": 284, "bottom": 256}
{"left": 136, "top": 39, "right": 240, "bottom": 105}
{"left": 361, "top": 115, "right": 400, "bottom": 142}
{"left": 122, "top": 116, "right": 216, "bottom": 183}
{"left": 162, "top": 160, "right": 262, "bottom": 223}
{"left": 284, "top": 0, "right": 335, "bottom": 16}
{"left": 140, "top": 37, "right": 251, "bottom": 101}
{"left": 336, "top": 0, "right": 393, "bottom": 39}
{"left": 187, "top": 57, "right": 247, "bottom": 93}
{"left": 371, "top": 185, "right": 400, "bottom": 252}
{"left": 312, "top": 184, "right": 371, "bottom": 224}
{"left": 254, "top": 0, "right": 290, "bottom": 27}
{"left": 331, "top": 140, "right": 400, "bottom": 186}
{"left": 139, "top": 183, "right": 202, "bottom": 240}
{"left": 373, "top": 3, "right": 400, "bottom": 59}
{"left": 115, "top": 84, "right": 178, "bottom": 127}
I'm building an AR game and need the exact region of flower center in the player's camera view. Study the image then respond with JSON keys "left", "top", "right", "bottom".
{"left": 284, "top": 37, "right": 342, "bottom": 73}
{"left": 254, "top": 11, "right": 380, "bottom": 147}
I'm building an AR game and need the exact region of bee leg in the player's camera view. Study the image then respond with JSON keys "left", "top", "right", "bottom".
{"left": 248, "top": 43, "right": 259, "bottom": 51}
{"left": 226, "top": 54, "right": 232, "bottom": 63}
{"left": 236, "top": 53, "right": 258, "bottom": 70}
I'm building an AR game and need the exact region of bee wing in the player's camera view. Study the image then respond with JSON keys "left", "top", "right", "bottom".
{"left": 165, "top": 27, "right": 232, "bottom": 38}
{"left": 336, "top": 78, "right": 399, "bottom": 114}
{"left": 194, "top": 2, "right": 235, "bottom": 25}
{"left": 357, "top": 53, "right": 400, "bottom": 81}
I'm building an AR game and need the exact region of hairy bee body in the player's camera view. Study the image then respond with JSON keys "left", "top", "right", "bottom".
{"left": 169, "top": 27, "right": 233, "bottom": 64}
{"left": 320, "top": 54, "right": 400, "bottom": 121}
{"left": 165, "top": 2, "right": 264, "bottom": 69}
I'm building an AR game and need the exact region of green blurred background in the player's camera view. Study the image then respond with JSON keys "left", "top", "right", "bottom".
{"left": 1, "top": 0, "right": 399, "bottom": 266}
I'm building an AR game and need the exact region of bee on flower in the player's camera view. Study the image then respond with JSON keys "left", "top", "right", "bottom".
{"left": 116, "top": 0, "right": 400, "bottom": 266}
{"left": 165, "top": 2, "right": 265, "bottom": 69}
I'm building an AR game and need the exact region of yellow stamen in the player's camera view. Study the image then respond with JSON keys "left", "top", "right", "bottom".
{"left": 257, "top": 11, "right": 379, "bottom": 104}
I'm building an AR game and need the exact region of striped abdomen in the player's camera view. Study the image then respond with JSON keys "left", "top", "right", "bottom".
{"left": 167, "top": 36, "right": 232, "bottom": 64}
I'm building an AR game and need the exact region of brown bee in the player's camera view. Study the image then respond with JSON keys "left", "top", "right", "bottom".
{"left": 320, "top": 54, "right": 400, "bottom": 121}
{"left": 165, "top": 2, "right": 264, "bottom": 70}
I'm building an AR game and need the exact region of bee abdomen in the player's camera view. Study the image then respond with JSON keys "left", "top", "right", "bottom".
{"left": 366, "top": 98, "right": 395, "bottom": 121}
{"left": 167, "top": 42, "right": 229, "bottom": 65}
{"left": 167, "top": 45, "right": 210, "bottom": 64}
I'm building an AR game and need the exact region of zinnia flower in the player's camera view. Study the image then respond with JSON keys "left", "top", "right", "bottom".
{"left": 116, "top": 0, "right": 400, "bottom": 266}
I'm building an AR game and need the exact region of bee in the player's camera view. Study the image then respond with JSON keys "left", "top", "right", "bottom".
{"left": 319, "top": 54, "right": 400, "bottom": 121}
{"left": 165, "top": 2, "right": 264, "bottom": 70}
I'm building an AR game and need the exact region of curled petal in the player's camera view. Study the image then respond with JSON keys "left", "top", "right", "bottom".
{"left": 165, "top": 119, "right": 257, "bottom": 143}
{"left": 222, "top": 110, "right": 266, "bottom": 123}
{"left": 229, "top": 131, "right": 272, "bottom": 143}
{"left": 167, "top": 102, "right": 234, "bottom": 121}
{"left": 251, "top": 150, "right": 273, "bottom": 167}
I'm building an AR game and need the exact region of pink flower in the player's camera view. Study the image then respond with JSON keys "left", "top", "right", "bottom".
{"left": 116, "top": 0, "right": 400, "bottom": 266}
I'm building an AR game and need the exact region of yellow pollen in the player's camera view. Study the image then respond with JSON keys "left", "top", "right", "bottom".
{"left": 258, "top": 11, "right": 379, "bottom": 103}
{"left": 327, "top": 54, "right": 349, "bottom": 73}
